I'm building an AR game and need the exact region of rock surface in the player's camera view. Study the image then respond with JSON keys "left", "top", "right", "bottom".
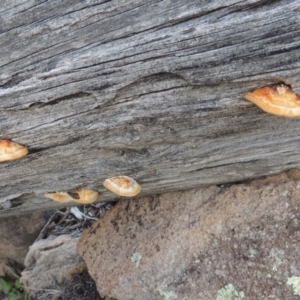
{"left": 0, "top": 212, "right": 45, "bottom": 279}
{"left": 78, "top": 170, "right": 300, "bottom": 300}
{"left": 21, "top": 234, "right": 85, "bottom": 295}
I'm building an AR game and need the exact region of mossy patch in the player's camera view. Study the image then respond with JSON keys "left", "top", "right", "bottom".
{"left": 216, "top": 284, "right": 244, "bottom": 300}
{"left": 158, "top": 289, "right": 178, "bottom": 300}
{"left": 287, "top": 276, "right": 300, "bottom": 296}
{"left": 130, "top": 252, "right": 142, "bottom": 267}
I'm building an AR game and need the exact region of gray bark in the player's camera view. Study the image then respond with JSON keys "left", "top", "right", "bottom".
{"left": 1, "top": 0, "right": 300, "bottom": 217}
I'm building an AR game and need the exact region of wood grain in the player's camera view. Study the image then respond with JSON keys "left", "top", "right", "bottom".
{"left": 1, "top": 0, "right": 300, "bottom": 216}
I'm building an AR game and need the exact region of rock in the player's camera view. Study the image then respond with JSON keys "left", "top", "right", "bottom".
{"left": 0, "top": 212, "right": 45, "bottom": 279}
{"left": 21, "top": 234, "right": 85, "bottom": 295}
{"left": 78, "top": 170, "right": 300, "bottom": 300}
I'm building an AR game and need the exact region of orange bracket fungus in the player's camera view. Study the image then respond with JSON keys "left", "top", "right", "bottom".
{"left": 103, "top": 176, "right": 141, "bottom": 197}
{"left": 0, "top": 139, "right": 28, "bottom": 162}
{"left": 244, "top": 84, "right": 300, "bottom": 117}
{"left": 72, "top": 189, "right": 99, "bottom": 204}
{"left": 44, "top": 192, "right": 74, "bottom": 203}
{"left": 45, "top": 189, "right": 98, "bottom": 204}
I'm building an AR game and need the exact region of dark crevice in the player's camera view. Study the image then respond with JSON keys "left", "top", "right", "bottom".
{"left": 0, "top": 73, "right": 25, "bottom": 88}
{"left": 28, "top": 147, "right": 52, "bottom": 154}
{"left": 29, "top": 137, "right": 84, "bottom": 154}
{"left": 8, "top": 108, "right": 94, "bottom": 134}
{"left": 16, "top": 92, "right": 94, "bottom": 110}
{"left": 267, "top": 44, "right": 300, "bottom": 57}
{"left": 238, "top": 0, "right": 283, "bottom": 12}
{"left": 28, "top": 77, "right": 111, "bottom": 98}
{"left": 8, "top": 193, "right": 35, "bottom": 208}
{"left": 190, "top": 159, "right": 263, "bottom": 173}
{"left": 37, "top": 92, "right": 92, "bottom": 107}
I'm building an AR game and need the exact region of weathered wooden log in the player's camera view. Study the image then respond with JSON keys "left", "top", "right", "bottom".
{"left": 1, "top": 0, "right": 300, "bottom": 217}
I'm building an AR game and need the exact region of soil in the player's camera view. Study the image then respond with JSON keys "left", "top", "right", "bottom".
{"left": 32, "top": 270, "right": 106, "bottom": 300}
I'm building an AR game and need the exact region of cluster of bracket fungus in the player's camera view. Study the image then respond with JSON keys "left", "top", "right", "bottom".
{"left": 45, "top": 84, "right": 299, "bottom": 203}
{"left": 0, "top": 139, "right": 28, "bottom": 162}
{"left": 11, "top": 84, "right": 297, "bottom": 205}
{"left": 44, "top": 176, "right": 141, "bottom": 204}
{"left": 44, "top": 189, "right": 98, "bottom": 204}
{"left": 103, "top": 176, "right": 141, "bottom": 197}
{"left": 244, "top": 84, "right": 300, "bottom": 117}
{"left": 0, "top": 139, "right": 141, "bottom": 204}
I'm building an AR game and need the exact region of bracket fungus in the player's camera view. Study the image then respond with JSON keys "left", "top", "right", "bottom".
{"left": 103, "top": 176, "right": 141, "bottom": 197}
{"left": 44, "top": 189, "right": 98, "bottom": 204}
{"left": 44, "top": 192, "right": 74, "bottom": 203}
{"left": 0, "top": 139, "right": 28, "bottom": 162}
{"left": 72, "top": 189, "right": 99, "bottom": 204}
{"left": 244, "top": 84, "right": 300, "bottom": 117}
